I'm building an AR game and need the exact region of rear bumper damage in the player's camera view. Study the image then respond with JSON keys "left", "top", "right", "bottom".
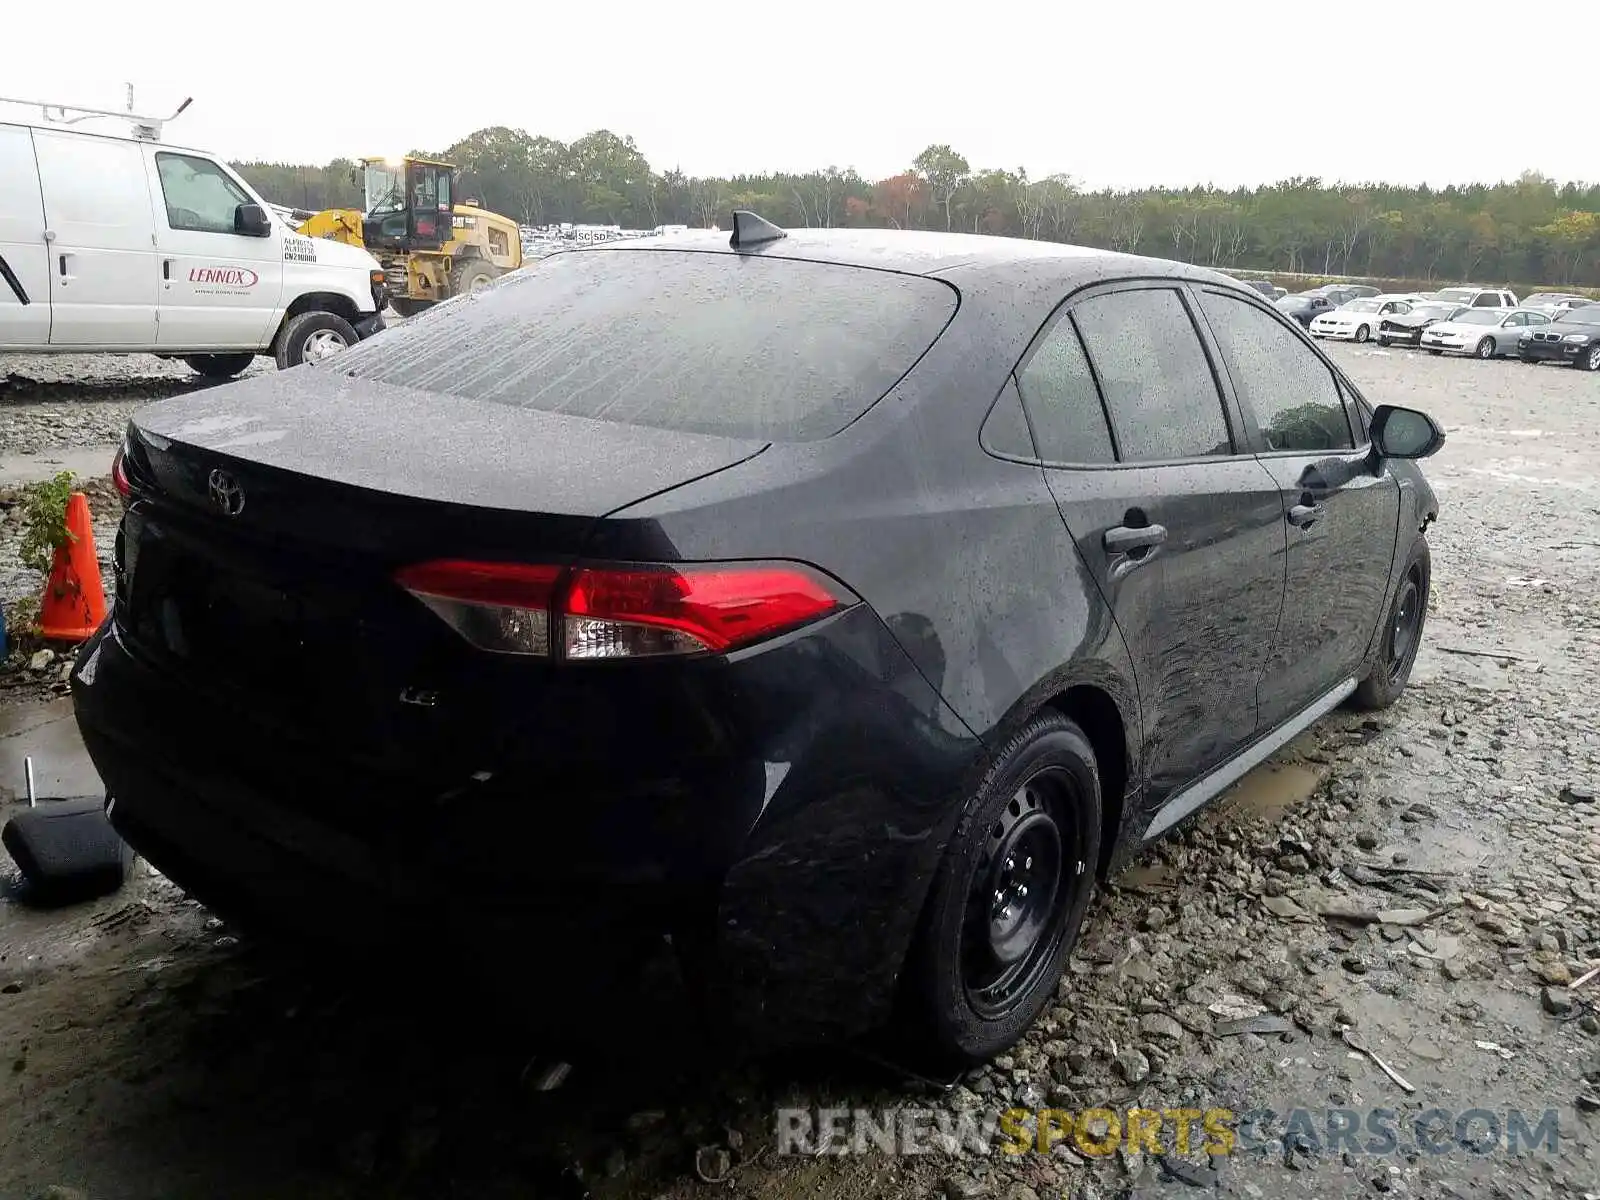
{"left": 72, "top": 606, "right": 981, "bottom": 1046}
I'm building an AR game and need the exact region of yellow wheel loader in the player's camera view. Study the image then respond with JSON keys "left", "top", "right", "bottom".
{"left": 296, "top": 156, "right": 522, "bottom": 315}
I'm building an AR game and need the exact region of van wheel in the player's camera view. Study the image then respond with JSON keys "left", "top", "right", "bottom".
{"left": 182, "top": 353, "right": 255, "bottom": 380}
{"left": 900, "top": 712, "right": 1101, "bottom": 1068}
{"left": 275, "top": 311, "right": 359, "bottom": 370}
{"left": 1350, "top": 540, "right": 1430, "bottom": 712}
{"left": 451, "top": 259, "right": 499, "bottom": 297}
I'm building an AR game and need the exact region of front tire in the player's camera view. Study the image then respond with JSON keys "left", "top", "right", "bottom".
{"left": 182, "top": 352, "right": 255, "bottom": 380}
{"left": 274, "top": 311, "right": 358, "bottom": 370}
{"left": 1377, "top": 336, "right": 1391, "bottom": 347}
{"left": 902, "top": 712, "right": 1101, "bottom": 1067}
{"left": 1476, "top": 336, "right": 1496, "bottom": 360}
{"left": 389, "top": 297, "right": 432, "bottom": 319}
{"left": 1584, "top": 344, "right": 1600, "bottom": 372}
{"left": 1426, "top": 348, "right": 1443, "bottom": 356}
{"left": 1351, "top": 540, "right": 1430, "bottom": 712}
{"left": 1355, "top": 324, "right": 1370, "bottom": 343}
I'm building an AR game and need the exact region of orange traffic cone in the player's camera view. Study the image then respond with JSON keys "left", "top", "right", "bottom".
{"left": 38, "top": 492, "right": 107, "bottom": 643}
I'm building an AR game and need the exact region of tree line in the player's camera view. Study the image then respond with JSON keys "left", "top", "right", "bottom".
{"left": 234, "top": 131, "right": 1600, "bottom": 289}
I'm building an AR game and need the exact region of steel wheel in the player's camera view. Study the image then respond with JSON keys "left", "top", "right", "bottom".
{"left": 1386, "top": 566, "right": 1424, "bottom": 684}
{"left": 1476, "top": 336, "right": 1496, "bottom": 359}
{"left": 961, "top": 767, "right": 1079, "bottom": 1020}
{"left": 301, "top": 329, "right": 349, "bottom": 363}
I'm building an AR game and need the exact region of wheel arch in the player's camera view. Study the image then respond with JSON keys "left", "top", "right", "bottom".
{"left": 273, "top": 292, "right": 361, "bottom": 351}
{"left": 1042, "top": 684, "right": 1131, "bottom": 880}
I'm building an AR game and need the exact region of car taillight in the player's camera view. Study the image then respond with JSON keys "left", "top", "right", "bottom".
{"left": 395, "top": 559, "right": 854, "bottom": 659}
{"left": 111, "top": 443, "right": 131, "bottom": 500}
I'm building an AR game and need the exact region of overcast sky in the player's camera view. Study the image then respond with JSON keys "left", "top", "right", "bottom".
{"left": 1, "top": 2, "right": 1577, "bottom": 190}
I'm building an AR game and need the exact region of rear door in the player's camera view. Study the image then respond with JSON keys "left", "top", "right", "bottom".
{"left": 147, "top": 149, "right": 284, "bottom": 350}
{"left": 1017, "top": 283, "right": 1287, "bottom": 822}
{"left": 0, "top": 123, "right": 51, "bottom": 347}
{"left": 31, "top": 129, "right": 158, "bottom": 346}
{"left": 1193, "top": 287, "right": 1399, "bottom": 730}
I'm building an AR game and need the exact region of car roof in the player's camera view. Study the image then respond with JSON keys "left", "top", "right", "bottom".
{"left": 579, "top": 227, "right": 1243, "bottom": 293}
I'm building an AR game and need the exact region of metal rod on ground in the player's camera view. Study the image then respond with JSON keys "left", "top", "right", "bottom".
{"left": 25, "top": 756, "right": 36, "bottom": 807}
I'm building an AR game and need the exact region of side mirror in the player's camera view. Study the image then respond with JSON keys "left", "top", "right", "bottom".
{"left": 234, "top": 203, "right": 271, "bottom": 238}
{"left": 1370, "top": 404, "right": 1445, "bottom": 460}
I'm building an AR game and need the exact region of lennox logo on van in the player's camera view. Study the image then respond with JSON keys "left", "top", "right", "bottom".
{"left": 188, "top": 267, "right": 259, "bottom": 287}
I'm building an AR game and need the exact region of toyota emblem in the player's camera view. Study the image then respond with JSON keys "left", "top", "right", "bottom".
{"left": 208, "top": 469, "right": 246, "bottom": 517}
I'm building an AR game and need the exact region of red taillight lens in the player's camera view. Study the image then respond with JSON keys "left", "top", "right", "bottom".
{"left": 394, "top": 559, "right": 853, "bottom": 659}
{"left": 111, "top": 445, "right": 131, "bottom": 499}
{"left": 563, "top": 563, "right": 847, "bottom": 659}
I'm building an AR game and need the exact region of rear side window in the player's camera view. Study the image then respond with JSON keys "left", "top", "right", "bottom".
{"left": 1071, "top": 288, "right": 1233, "bottom": 462}
{"left": 334, "top": 248, "right": 958, "bottom": 441}
{"left": 1015, "top": 316, "right": 1115, "bottom": 463}
{"left": 155, "top": 153, "right": 251, "bottom": 235}
{"left": 1198, "top": 291, "right": 1354, "bottom": 453}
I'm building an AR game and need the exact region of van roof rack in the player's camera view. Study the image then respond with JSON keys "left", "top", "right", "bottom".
{"left": 0, "top": 89, "right": 193, "bottom": 142}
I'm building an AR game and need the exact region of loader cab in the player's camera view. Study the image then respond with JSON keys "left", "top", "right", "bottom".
{"left": 360, "top": 157, "right": 454, "bottom": 252}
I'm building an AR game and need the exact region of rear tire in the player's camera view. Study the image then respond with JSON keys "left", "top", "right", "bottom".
{"left": 1351, "top": 540, "right": 1430, "bottom": 712}
{"left": 450, "top": 258, "right": 499, "bottom": 298}
{"left": 901, "top": 712, "right": 1101, "bottom": 1068}
{"left": 1475, "top": 336, "right": 1496, "bottom": 360}
{"left": 182, "top": 352, "right": 255, "bottom": 380}
{"left": 274, "top": 311, "right": 358, "bottom": 370}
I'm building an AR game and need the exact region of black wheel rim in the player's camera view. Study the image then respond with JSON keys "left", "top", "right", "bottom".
{"left": 1387, "top": 568, "right": 1423, "bottom": 682}
{"left": 961, "top": 768, "right": 1080, "bottom": 1019}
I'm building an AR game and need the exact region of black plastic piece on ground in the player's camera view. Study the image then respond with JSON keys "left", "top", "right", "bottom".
{"left": 3, "top": 797, "right": 133, "bottom": 906}
{"left": 729, "top": 210, "right": 786, "bottom": 250}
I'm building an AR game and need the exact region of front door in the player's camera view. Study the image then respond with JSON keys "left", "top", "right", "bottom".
{"left": 1016, "top": 284, "right": 1288, "bottom": 818}
{"left": 31, "top": 129, "right": 158, "bottom": 346}
{"left": 1192, "top": 287, "right": 1400, "bottom": 728}
{"left": 147, "top": 149, "right": 283, "bottom": 351}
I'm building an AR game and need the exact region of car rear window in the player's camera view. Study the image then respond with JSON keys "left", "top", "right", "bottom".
{"left": 335, "top": 248, "right": 958, "bottom": 441}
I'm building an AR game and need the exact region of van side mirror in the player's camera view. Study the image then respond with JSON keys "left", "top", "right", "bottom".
{"left": 234, "top": 203, "right": 271, "bottom": 238}
{"left": 1370, "top": 404, "right": 1445, "bottom": 460}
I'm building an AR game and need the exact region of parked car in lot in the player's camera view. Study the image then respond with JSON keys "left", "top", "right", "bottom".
{"left": 1428, "top": 286, "right": 1519, "bottom": 310}
{"left": 1517, "top": 303, "right": 1600, "bottom": 370}
{"left": 1420, "top": 307, "right": 1552, "bottom": 358}
{"left": 1309, "top": 295, "right": 1427, "bottom": 343}
{"left": 1521, "top": 292, "right": 1591, "bottom": 316}
{"left": 1276, "top": 292, "right": 1337, "bottom": 327}
{"left": 1307, "top": 285, "right": 1365, "bottom": 306}
{"left": 1236, "top": 278, "right": 1277, "bottom": 299}
{"left": 73, "top": 220, "right": 1444, "bottom": 1066}
{"left": 1377, "top": 302, "right": 1470, "bottom": 348}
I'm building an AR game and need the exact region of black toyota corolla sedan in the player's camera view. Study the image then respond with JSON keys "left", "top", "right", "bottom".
{"left": 73, "top": 216, "right": 1443, "bottom": 1066}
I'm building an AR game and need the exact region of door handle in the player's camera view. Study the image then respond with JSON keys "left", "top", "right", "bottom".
{"left": 1288, "top": 503, "right": 1323, "bottom": 528}
{"left": 1104, "top": 524, "right": 1169, "bottom": 553}
{"left": 163, "top": 259, "right": 171, "bottom": 281}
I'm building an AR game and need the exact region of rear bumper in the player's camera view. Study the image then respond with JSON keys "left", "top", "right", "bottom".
{"left": 71, "top": 606, "right": 980, "bottom": 1045}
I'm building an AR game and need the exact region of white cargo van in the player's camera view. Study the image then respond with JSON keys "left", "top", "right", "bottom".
{"left": 0, "top": 97, "right": 387, "bottom": 377}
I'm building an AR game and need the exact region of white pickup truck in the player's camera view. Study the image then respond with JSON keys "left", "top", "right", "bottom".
{"left": 0, "top": 98, "right": 387, "bottom": 377}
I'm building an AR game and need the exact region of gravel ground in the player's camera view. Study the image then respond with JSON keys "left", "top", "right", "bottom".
{"left": 0, "top": 345, "right": 1597, "bottom": 1200}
